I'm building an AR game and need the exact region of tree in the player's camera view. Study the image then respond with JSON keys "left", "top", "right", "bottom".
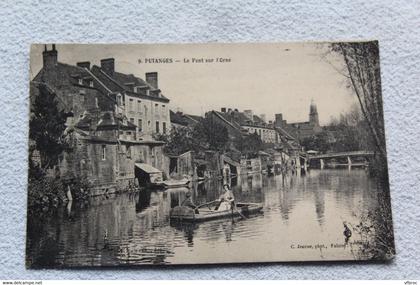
{"left": 328, "top": 42, "right": 394, "bottom": 259}
{"left": 193, "top": 116, "right": 229, "bottom": 151}
{"left": 29, "top": 84, "right": 69, "bottom": 174}
{"left": 330, "top": 41, "right": 386, "bottom": 159}
{"left": 163, "top": 127, "right": 194, "bottom": 156}
{"left": 301, "top": 132, "right": 330, "bottom": 153}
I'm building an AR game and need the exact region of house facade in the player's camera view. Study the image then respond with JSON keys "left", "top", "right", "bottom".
{"left": 90, "top": 59, "right": 171, "bottom": 139}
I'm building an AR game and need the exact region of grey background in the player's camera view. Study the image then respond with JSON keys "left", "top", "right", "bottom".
{"left": 0, "top": 0, "right": 419, "bottom": 279}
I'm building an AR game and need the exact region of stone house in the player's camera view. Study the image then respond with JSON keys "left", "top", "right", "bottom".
{"left": 90, "top": 60, "right": 171, "bottom": 138}
{"left": 30, "top": 45, "right": 170, "bottom": 195}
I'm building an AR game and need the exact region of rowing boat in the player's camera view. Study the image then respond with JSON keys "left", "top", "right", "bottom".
{"left": 170, "top": 202, "right": 263, "bottom": 222}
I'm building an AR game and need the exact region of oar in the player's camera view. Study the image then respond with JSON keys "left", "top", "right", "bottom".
{"left": 196, "top": 200, "right": 217, "bottom": 209}
{"left": 233, "top": 202, "right": 248, "bottom": 219}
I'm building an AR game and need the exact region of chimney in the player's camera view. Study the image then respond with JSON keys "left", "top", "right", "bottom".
{"left": 275, "top": 113, "right": 283, "bottom": 126}
{"left": 244, "top": 110, "right": 254, "bottom": 121}
{"left": 77, "top": 61, "right": 90, "bottom": 69}
{"left": 42, "top": 44, "right": 58, "bottom": 69}
{"left": 221, "top": 107, "right": 226, "bottom": 113}
{"left": 145, "top": 72, "right": 158, "bottom": 89}
{"left": 100, "top": 58, "right": 115, "bottom": 76}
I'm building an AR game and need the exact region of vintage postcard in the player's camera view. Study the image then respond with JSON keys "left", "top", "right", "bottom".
{"left": 26, "top": 42, "right": 394, "bottom": 267}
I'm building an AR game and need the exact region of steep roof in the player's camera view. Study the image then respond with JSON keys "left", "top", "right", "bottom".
{"left": 33, "top": 62, "right": 91, "bottom": 83}
{"left": 212, "top": 111, "right": 242, "bottom": 130}
{"left": 90, "top": 66, "right": 169, "bottom": 102}
{"left": 184, "top": 114, "right": 203, "bottom": 124}
{"left": 252, "top": 115, "right": 266, "bottom": 125}
{"left": 32, "top": 62, "right": 118, "bottom": 114}
{"left": 216, "top": 110, "right": 271, "bottom": 130}
{"left": 113, "top": 71, "right": 148, "bottom": 90}
{"left": 170, "top": 110, "right": 188, "bottom": 126}
{"left": 275, "top": 126, "right": 298, "bottom": 141}
{"left": 170, "top": 111, "right": 203, "bottom": 127}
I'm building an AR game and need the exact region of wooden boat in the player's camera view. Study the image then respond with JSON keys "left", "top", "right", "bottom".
{"left": 170, "top": 202, "right": 263, "bottom": 222}
{"left": 161, "top": 178, "right": 190, "bottom": 188}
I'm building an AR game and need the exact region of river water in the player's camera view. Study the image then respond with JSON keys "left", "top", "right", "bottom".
{"left": 26, "top": 169, "right": 380, "bottom": 267}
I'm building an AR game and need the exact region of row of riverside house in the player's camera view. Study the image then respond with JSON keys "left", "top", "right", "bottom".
{"left": 30, "top": 45, "right": 171, "bottom": 195}
{"left": 205, "top": 108, "right": 305, "bottom": 177}
{"left": 30, "top": 45, "right": 308, "bottom": 196}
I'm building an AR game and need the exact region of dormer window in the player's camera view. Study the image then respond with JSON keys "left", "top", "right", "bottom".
{"left": 78, "top": 78, "right": 83, "bottom": 85}
{"left": 116, "top": 94, "right": 122, "bottom": 106}
{"left": 146, "top": 89, "right": 150, "bottom": 96}
{"left": 89, "top": 81, "right": 94, "bottom": 87}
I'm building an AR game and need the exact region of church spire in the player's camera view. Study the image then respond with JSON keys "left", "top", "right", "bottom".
{"left": 309, "top": 100, "right": 319, "bottom": 126}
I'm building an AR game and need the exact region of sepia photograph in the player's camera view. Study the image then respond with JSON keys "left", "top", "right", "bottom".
{"left": 26, "top": 42, "right": 395, "bottom": 267}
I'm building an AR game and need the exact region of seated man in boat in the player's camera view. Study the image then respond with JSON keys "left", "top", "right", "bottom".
{"left": 181, "top": 192, "right": 199, "bottom": 214}
{"left": 215, "top": 184, "right": 235, "bottom": 211}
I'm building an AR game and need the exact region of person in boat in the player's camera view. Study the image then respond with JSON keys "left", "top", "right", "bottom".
{"left": 181, "top": 191, "right": 199, "bottom": 214}
{"left": 215, "top": 184, "right": 235, "bottom": 211}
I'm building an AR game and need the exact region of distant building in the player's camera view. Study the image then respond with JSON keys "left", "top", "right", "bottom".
{"left": 169, "top": 110, "right": 202, "bottom": 130}
{"left": 274, "top": 101, "right": 322, "bottom": 141}
{"left": 207, "top": 108, "right": 279, "bottom": 144}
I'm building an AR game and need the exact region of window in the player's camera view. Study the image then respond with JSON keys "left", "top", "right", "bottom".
{"left": 78, "top": 78, "right": 83, "bottom": 85}
{"left": 162, "top": 122, "right": 166, "bottom": 134}
{"left": 156, "top": 121, "right": 160, "bottom": 133}
{"left": 130, "top": 118, "right": 134, "bottom": 124}
{"left": 126, "top": 145, "right": 131, "bottom": 158}
{"left": 137, "top": 100, "right": 141, "bottom": 112}
{"left": 129, "top": 99, "right": 134, "bottom": 111}
{"left": 89, "top": 81, "right": 94, "bottom": 87}
{"left": 116, "top": 94, "right": 122, "bottom": 106}
{"left": 101, "top": 145, "right": 106, "bottom": 160}
{"left": 146, "top": 89, "right": 150, "bottom": 96}
{"left": 138, "top": 119, "right": 142, "bottom": 131}
{"left": 95, "top": 97, "right": 99, "bottom": 108}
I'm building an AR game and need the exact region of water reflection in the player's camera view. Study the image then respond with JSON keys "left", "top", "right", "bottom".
{"left": 26, "top": 169, "right": 379, "bottom": 267}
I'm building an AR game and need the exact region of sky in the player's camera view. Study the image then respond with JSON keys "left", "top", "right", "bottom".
{"left": 30, "top": 43, "right": 358, "bottom": 125}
